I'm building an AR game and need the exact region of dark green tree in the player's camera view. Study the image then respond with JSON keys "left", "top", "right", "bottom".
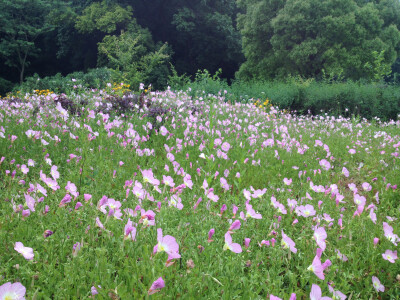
{"left": 0, "top": 0, "right": 53, "bottom": 83}
{"left": 121, "top": 0, "right": 243, "bottom": 80}
{"left": 237, "top": 0, "right": 400, "bottom": 81}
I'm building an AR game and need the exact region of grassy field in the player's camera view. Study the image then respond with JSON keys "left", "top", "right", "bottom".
{"left": 0, "top": 86, "right": 400, "bottom": 299}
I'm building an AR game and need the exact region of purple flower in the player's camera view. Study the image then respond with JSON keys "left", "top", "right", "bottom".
{"left": 72, "top": 242, "right": 81, "bottom": 257}
{"left": 43, "top": 230, "right": 54, "bottom": 238}
{"left": 244, "top": 238, "right": 251, "bottom": 248}
{"left": 148, "top": 277, "right": 165, "bottom": 295}
{"left": 207, "top": 229, "right": 215, "bottom": 242}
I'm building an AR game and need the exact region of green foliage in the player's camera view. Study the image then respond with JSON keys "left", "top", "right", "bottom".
{"left": 364, "top": 50, "right": 393, "bottom": 82}
{"left": 174, "top": 69, "right": 229, "bottom": 98}
{"left": 1, "top": 88, "right": 400, "bottom": 298}
{"left": 237, "top": 0, "right": 400, "bottom": 81}
{"left": 98, "top": 29, "right": 170, "bottom": 90}
{"left": 0, "top": 0, "right": 54, "bottom": 83}
{"left": 167, "top": 64, "right": 191, "bottom": 90}
{"left": 75, "top": 1, "right": 133, "bottom": 34}
{"left": 128, "top": 0, "right": 243, "bottom": 79}
{"left": 227, "top": 80, "right": 400, "bottom": 120}
{"left": 14, "top": 68, "right": 112, "bottom": 94}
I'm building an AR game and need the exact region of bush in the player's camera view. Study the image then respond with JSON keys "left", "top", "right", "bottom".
{"left": 227, "top": 80, "right": 400, "bottom": 121}
{"left": 14, "top": 68, "right": 112, "bottom": 94}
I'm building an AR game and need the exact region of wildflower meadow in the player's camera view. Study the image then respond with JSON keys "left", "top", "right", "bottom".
{"left": 0, "top": 85, "right": 400, "bottom": 299}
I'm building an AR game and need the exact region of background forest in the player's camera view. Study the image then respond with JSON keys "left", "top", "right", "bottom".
{"left": 1, "top": 0, "right": 400, "bottom": 116}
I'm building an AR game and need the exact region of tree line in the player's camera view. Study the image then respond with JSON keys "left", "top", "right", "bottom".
{"left": 1, "top": 0, "right": 400, "bottom": 93}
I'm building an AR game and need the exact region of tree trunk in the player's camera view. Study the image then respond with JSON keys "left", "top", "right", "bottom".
{"left": 19, "top": 51, "right": 27, "bottom": 84}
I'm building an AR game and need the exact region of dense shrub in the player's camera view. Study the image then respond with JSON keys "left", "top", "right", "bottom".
{"left": 176, "top": 77, "right": 400, "bottom": 121}
{"left": 14, "top": 68, "right": 112, "bottom": 94}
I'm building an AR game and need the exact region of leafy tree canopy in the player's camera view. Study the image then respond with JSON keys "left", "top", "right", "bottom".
{"left": 237, "top": 0, "right": 400, "bottom": 81}
{"left": 0, "top": 0, "right": 53, "bottom": 83}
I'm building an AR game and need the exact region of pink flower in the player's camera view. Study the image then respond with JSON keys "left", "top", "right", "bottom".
{"left": 283, "top": 178, "right": 292, "bottom": 185}
{"left": 106, "top": 199, "right": 123, "bottom": 219}
{"left": 208, "top": 228, "right": 215, "bottom": 242}
{"left": 162, "top": 175, "right": 175, "bottom": 187}
{"left": 20, "top": 164, "right": 29, "bottom": 175}
{"left": 43, "top": 177, "right": 60, "bottom": 191}
{"left": 96, "top": 217, "right": 105, "bottom": 229}
{"left": 148, "top": 277, "right": 165, "bottom": 295}
{"left": 382, "top": 249, "right": 398, "bottom": 263}
{"left": 223, "top": 232, "right": 242, "bottom": 253}
{"left": 319, "top": 159, "right": 331, "bottom": 171}
{"left": 383, "top": 222, "right": 400, "bottom": 246}
{"left": 72, "top": 242, "right": 81, "bottom": 257}
{"left": 14, "top": 242, "right": 34, "bottom": 260}
{"left": 59, "top": 194, "right": 72, "bottom": 207}
{"left": 335, "top": 249, "right": 348, "bottom": 262}
{"left": 245, "top": 203, "right": 262, "bottom": 219}
{"left": 124, "top": 219, "right": 137, "bottom": 241}
{"left": 21, "top": 209, "right": 30, "bottom": 218}
{"left": 252, "top": 188, "right": 267, "bottom": 198}
{"left": 244, "top": 238, "right": 251, "bottom": 249}
{"left": 169, "top": 194, "right": 184, "bottom": 210}
{"left": 281, "top": 231, "right": 297, "bottom": 253}
{"left": 362, "top": 182, "right": 372, "bottom": 191}
{"left": 369, "top": 209, "right": 377, "bottom": 224}
{"left": 27, "top": 159, "right": 35, "bottom": 167}
{"left": 142, "top": 169, "right": 160, "bottom": 186}
{"left": 372, "top": 276, "right": 384, "bottom": 292}
{"left": 24, "top": 194, "right": 35, "bottom": 212}
{"left": 348, "top": 149, "right": 356, "bottom": 155}
{"left": 36, "top": 184, "right": 47, "bottom": 197}
{"left": 328, "top": 285, "right": 346, "bottom": 300}
{"left": 160, "top": 126, "right": 168, "bottom": 136}
{"left": 183, "top": 174, "right": 193, "bottom": 189}
{"left": 348, "top": 183, "right": 357, "bottom": 193}
{"left": 353, "top": 194, "right": 366, "bottom": 207}
{"left": 220, "top": 177, "right": 230, "bottom": 191}
{"left": 229, "top": 220, "right": 241, "bottom": 232}
{"left": 297, "top": 204, "right": 316, "bottom": 218}
{"left": 50, "top": 165, "right": 59, "bottom": 180}
{"left": 0, "top": 282, "right": 26, "bottom": 300}
{"left": 206, "top": 190, "right": 219, "bottom": 202}
{"left": 153, "top": 228, "right": 181, "bottom": 260}
{"left": 139, "top": 209, "right": 156, "bottom": 226}
{"left": 65, "top": 181, "right": 78, "bottom": 198}
{"left": 341, "top": 167, "right": 349, "bottom": 177}
{"left": 221, "top": 142, "right": 231, "bottom": 152}
{"left": 308, "top": 254, "right": 325, "bottom": 280}
{"left": 313, "top": 227, "right": 327, "bottom": 251}
{"left": 243, "top": 189, "right": 252, "bottom": 201}
{"left": 91, "top": 286, "right": 99, "bottom": 295}
{"left": 84, "top": 194, "right": 92, "bottom": 202}
{"left": 310, "top": 284, "right": 332, "bottom": 300}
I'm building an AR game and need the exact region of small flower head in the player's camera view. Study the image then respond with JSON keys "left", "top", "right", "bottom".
{"left": 0, "top": 282, "right": 26, "bottom": 300}
{"left": 148, "top": 277, "right": 165, "bottom": 295}
{"left": 372, "top": 276, "right": 384, "bottom": 292}
{"left": 14, "top": 242, "right": 34, "bottom": 260}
